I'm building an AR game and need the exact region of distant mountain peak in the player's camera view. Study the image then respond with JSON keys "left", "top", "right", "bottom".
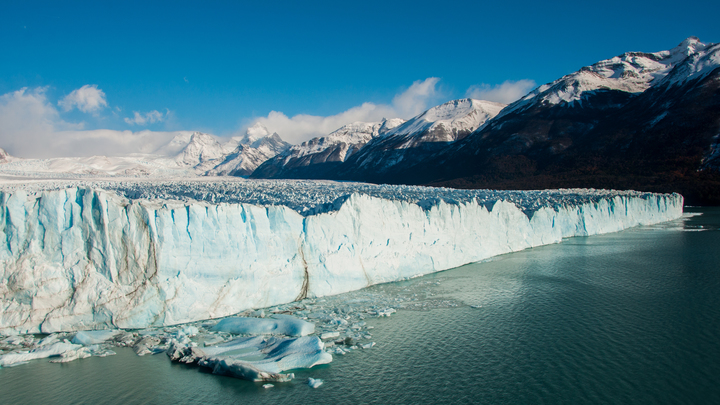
{"left": 176, "top": 132, "right": 224, "bottom": 167}
{"left": 383, "top": 97, "right": 506, "bottom": 143}
{"left": 0, "top": 147, "right": 11, "bottom": 163}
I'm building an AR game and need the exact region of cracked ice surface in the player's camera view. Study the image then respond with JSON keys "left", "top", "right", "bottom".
{"left": 0, "top": 178, "right": 683, "bottom": 334}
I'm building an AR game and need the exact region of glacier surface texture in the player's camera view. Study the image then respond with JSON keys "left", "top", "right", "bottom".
{"left": 0, "top": 179, "right": 683, "bottom": 334}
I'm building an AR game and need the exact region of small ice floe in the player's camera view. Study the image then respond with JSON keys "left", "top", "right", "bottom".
{"left": 0, "top": 342, "right": 84, "bottom": 367}
{"left": 167, "top": 335, "right": 332, "bottom": 382}
{"left": 368, "top": 308, "right": 396, "bottom": 317}
{"left": 71, "top": 330, "right": 122, "bottom": 345}
{"left": 202, "top": 335, "right": 226, "bottom": 347}
{"left": 49, "top": 346, "right": 92, "bottom": 363}
{"left": 320, "top": 332, "right": 340, "bottom": 340}
{"left": 212, "top": 314, "right": 315, "bottom": 337}
{"left": 263, "top": 384, "right": 274, "bottom": 389}
{"left": 470, "top": 305, "right": 482, "bottom": 309}
{"left": 360, "top": 342, "right": 375, "bottom": 349}
{"left": 133, "top": 336, "right": 163, "bottom": 356}
{"left": 249, "top": 309, "right": 266, "bottom": 318}
{"left": 308, "top": 378, "right": 323, "bottom": 388}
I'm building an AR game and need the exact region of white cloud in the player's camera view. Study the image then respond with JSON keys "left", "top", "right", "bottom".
{"left": 125, "top": 110, "right": 168, "bottom": 126}
{"left": 58, "top": 84, "right": 108, "bottom": 113}
{"left": 0, "top": 87, "right": 182, "bottom": 158}
{"left": 245, "top": 78, "right": 443, "bottom": 144}
{"left": 465, "top": 79, "right": 536, "bottom": 104}
{"left": 0, "top": 78, "right": 444, "bottom": 158}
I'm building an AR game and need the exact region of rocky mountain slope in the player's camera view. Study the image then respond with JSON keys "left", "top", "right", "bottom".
{"left": 251, "top": 119, "right": 404, "bottom": 179}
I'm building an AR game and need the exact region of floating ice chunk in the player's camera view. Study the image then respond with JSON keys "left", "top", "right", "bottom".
{"left": 71, "top": 330, "right": 121, "bottom": 345}
{"left": 249, "top": 309, "right": 266, "bottom": 318}
{"left": 0, "top": 342, "right": 83, "bottom": 367}
{"left": 176, "top": 325, "right": 199, "bottom": 337}
{"left": 369, "top": 308, "right": 396, "bottom": 317}
{"left": 133, "top": 336, "right": 162, "bottom": 356}
{"left": 37, "top": 334, "right": 60, "bottom": 346}
{"left": 320, "top": 332, "right": 340, "bottom": 340}
{"left": 0, "top": 335, "right": 33, "bottom": 350}
{"left": 263, "top": 384, "right": 274, "bottom": 389}
{"left": 202, "top": 335, "right": 226, "bottom": 347}
{"left": 168, "top": 335, "right": 332, "bottom": 382}
{"left": 86, "top": 344, "right": 116, "bottom": 357}
{"left": 308, "top": 378, "right": 323, "bottom": 388}
{"left": 360, "top": 342, "right": 375, "bottom": 349}
{"left": 49, "top": 346, "right": 92, "bottom": 363}
{"left": 212, "top": 315, "right": 315, "bottom": 337}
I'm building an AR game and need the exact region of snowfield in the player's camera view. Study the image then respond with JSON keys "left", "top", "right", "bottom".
{"left": 0, "top": 178, "right": 683, "bottom": 334}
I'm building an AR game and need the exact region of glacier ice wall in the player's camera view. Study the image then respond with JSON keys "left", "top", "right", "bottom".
{"left": 0, "top": 185, "right": 683, "bottom": 334}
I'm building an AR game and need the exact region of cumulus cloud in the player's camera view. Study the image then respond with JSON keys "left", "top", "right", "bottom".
{"left": 0, "top": 87, "right": 182, "bottom": 158}
{"left": 124, "top": 110, "right": 168, "bottom": 126}
{"left": 58, "top": 84, "right": 108, "bottom": 113}
{"left": 465, "top": 79, "right": 536, "bottom": 104}
{"left": 246, "top": 77, "right": 444, "bottom": 144}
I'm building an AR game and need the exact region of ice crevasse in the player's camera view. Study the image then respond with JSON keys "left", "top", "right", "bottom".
{"left": 0, "top": 185, "right": 683, "bottom": 334}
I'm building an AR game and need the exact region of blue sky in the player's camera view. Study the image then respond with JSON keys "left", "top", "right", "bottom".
{"left": 1, "top": 0, "right": 719, "bottom": 157}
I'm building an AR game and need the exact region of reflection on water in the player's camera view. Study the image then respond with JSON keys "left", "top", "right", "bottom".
{"left": 1, "top": 208, "right": 719, "bottom": 404}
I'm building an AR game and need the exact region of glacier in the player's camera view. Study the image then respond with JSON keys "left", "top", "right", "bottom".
{"left": 0, "top": 179, "right": 683, "bottom": 334}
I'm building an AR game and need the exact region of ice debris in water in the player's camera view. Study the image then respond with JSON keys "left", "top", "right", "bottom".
{"left": 308, "top": 378, "right": 324, "bottom": 388}
{"left": 0, "top": 274, "right": 459, "bottom": 381}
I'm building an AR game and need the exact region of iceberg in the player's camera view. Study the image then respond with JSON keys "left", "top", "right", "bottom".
{"left": 167, "top": 335, "right": 332, "bottom": 382}
{"left": 0, "top": 179, "right": 684, "bottom": 334}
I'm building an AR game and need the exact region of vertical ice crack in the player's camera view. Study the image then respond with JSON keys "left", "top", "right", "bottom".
{"left": 295, "top": 237, "right": 309, "bottom": 302}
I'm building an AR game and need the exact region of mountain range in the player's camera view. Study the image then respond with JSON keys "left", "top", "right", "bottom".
{"left": 1, "top": 37, "right": 718, "bottom": 203}
{"left": 253, "top": 37, "right": 720, "bottom": 205}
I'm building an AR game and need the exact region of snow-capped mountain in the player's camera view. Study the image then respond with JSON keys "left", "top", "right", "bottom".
{"left": 0, "top": 147, "right": 12, "bottom": 163}
{"left": 0, "top": 128, "right": 289, "bottom": 178}
{"left": 251, "top": 118, "right": 404, "bottom": 179}
{"left": 209, "top": 131, "right": 290, "bottom": 176}
{"left": 176, "top": 132, "right": 227, "bottom": 168}
{"left": 381, "top": 98, "right": 506, "bottom": 146}
{"left": 503, "top": 37, "right": 715, "bottom": 116}
{"left": 332, "top": 37, "right": 720, "bottom": 205}
{"left": 324, "top": 98, "right": 505, "bottom": 179}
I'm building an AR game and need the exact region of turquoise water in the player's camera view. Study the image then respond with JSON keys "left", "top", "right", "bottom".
{"left": 1, "top": 208, "right": 719, "bottom": 404}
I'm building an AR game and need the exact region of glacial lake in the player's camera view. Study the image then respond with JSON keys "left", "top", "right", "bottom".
{"left": 1, "top": 207, "right": 718, "bottom": 404}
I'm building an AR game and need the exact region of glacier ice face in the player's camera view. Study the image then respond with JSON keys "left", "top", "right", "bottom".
{"left": 0, "top": 179, "right": 683, "bottom": 334}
